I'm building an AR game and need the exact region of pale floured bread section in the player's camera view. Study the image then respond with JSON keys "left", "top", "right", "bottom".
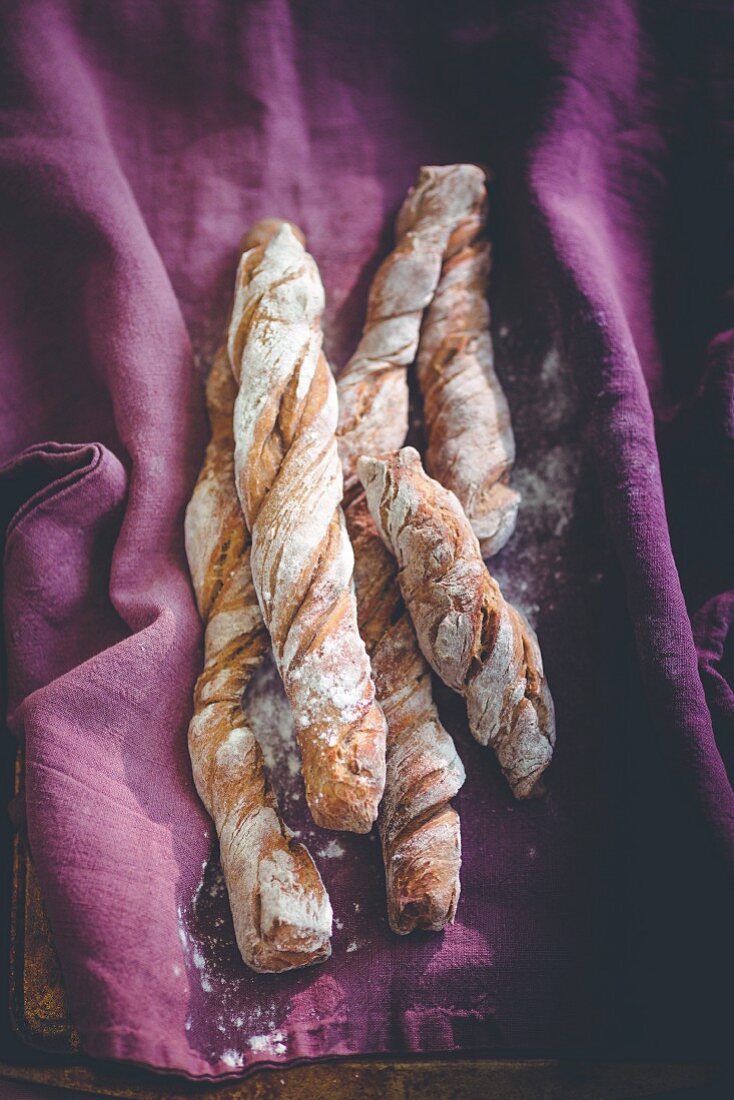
{"left": 185, "top": 347, "right": 331, "bottom": 973}
{"left": 416, "top": 165, "right": 519, "bottom": 557}
{"left": 348, "top": 495, "right": 465, "bottom": 932}
{"left": 336, "top": 164, "right": 492, "bottom": 490}
{"left": 228, "top": 225, "right": 387, "bottom": 833}
{"left": 333, "top": 163, "right": 468, "bottom": 929}
{"left": 358, "top": 447, "right": 555, "bottom": 800}
{"left": 334, "top": 164, "right": 472, "bottom": 932}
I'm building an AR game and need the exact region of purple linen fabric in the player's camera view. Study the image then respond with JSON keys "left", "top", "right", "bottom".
{"left": 1, "top": 0, "right": 732, "bottom": 1079}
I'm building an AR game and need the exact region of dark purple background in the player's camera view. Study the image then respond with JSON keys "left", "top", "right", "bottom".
{"left": 1, "top": 0, "right": 732, "bottom": 1080}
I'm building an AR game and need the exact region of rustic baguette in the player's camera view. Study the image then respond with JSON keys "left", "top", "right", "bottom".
{"left": 336, "top": 166, "right": 472, "bottom": 930}
{"left": 228, "top": 224, "right": 387, "bottom": 833}
{"left": 415, "top": 166, "right": 520, "bottom": 556}
{"left": 358, "top": 447, "right": 555, "bottom": 799}
{"left": 348, "top": 494, "right": 465, "bottom": 931}
{"left": 185, "top": 345, "right": 332, "bottom": 973}
{"left": 336, "top": 164, "right": 491, "bottom": 491}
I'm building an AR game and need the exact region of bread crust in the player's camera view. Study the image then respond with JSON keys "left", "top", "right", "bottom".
{"left": 416, "top": 165, "right": 519, "bottom": 557}
{"left": 347, "top": 492, "right": 465, "bottom": 931}
{"left": 185, "top": 347, "right": 332, "bottom": 973}
{"left": 336, "top": 164, "right": 496, "bottom": 491}
{"left": 358, "top": 447, "right": 555, "bottom": 799}
{"left": 336, "top": 166, "right": 473, "bottom": 930}
{"left": 228, "top": 226, "right": 387, "bottom": 833}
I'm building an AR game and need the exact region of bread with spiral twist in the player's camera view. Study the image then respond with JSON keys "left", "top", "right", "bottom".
{"left": 348, "top": 496, "right": 465, "bottom": 931}
{"left": 336, "top": 164, "right": 495, "bottom": 491}
{"left": 335, "top": 166, "right": 472, "bottom": 930}
{"left": 358, "top": 447, "right": 555, "bottom": 799}
{"left": 228, "top": 225, "right": 387, "bottom": 833}
{"left": 185, "top": 343, "right": 332, "bottom": 973}
{"left": 416, "top": 165, "right": 520, "bottom": 557}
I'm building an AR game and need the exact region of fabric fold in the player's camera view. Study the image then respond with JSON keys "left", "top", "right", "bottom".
{"left": 1, "top": 0, "right": 731, "bottom": 1078}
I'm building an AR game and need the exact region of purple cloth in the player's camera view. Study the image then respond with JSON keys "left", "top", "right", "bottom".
{"left": 1, "top": 0, "right": 732, "bottom": 1079}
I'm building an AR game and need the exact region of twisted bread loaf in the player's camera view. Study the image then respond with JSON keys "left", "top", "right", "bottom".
{"left": 336, "top": 164, "right": 492, "bottom": 490}
{"left": 348, "top": 498, "right": 465, "bottom": 932}
{"left": 358, "top": 447, "right": 555, "bottom": 799}
{"left": 228, "top": 225, "right": 387, "bottom": 833}
{"left": 185, "top": 346, "right": 332, "bottom": 973}
{"left": 335, "top": 166, "right": 471, "bottom": 931}
{"left": 416, "top": 166, "right": 519, "bottom": 557}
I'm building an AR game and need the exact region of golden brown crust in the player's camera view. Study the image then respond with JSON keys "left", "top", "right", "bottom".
{"left": 334, "top": 164, "right": 473, "bottom": 930}
{"left": 347, "top": 493, "right": 465, "bottom": 933}
{"left": 336, "top": 164, "right": 492, "bottom": 490}
{"left": 228, "top": 226, "right": 387, "bottom": 833}
{"left": 416, "top": 167, "right": 520, "bottom": 557}
{"left": 240, "top": 217, "right": 306, "bottom": 252}
{"left": 358, "top": 447, "right": 555, "bottom": 800}
{"left": 185, "top": 284, "right": 332, "bottom": 972}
